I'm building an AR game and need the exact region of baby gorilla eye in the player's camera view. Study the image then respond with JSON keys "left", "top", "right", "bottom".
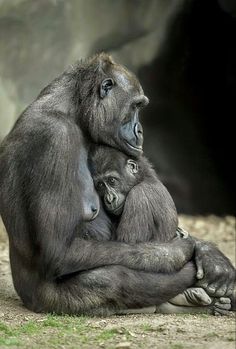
{"left": 97, "top": 181, "right": 105, "bottom": 190}
{"left": 108, "top": 177, "right": 118, "bottom": 186}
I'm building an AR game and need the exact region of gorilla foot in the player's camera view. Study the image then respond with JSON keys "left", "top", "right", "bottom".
{"left": 212, "top": 297, "right": 232, "bottom": 316}
{"left": 116, "top": 306, "right": 156, "bottom": 315}
{"left": 169, "top": 287, "right": 212, "bottom": 307}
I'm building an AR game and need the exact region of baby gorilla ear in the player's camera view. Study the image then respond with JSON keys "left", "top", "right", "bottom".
{"left": 127, "top": 159, "right": 138, "bottom": 174}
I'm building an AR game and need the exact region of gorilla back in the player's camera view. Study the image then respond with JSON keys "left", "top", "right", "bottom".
{"left": 0, "top": 54, "right": 196, "bottom": 315}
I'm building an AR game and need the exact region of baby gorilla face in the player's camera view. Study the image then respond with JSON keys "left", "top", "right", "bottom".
{"left": 92, "top": 153, "right": 139, "bottom": 216}
{"left": 96, "top": 173, "right": 126, "bottom": 215}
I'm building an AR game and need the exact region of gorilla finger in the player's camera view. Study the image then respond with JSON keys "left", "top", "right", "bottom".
{"left": 219, "top": 297, "right": 231, "bottom": 304}
{"left": 206, "top": 284, "right": 217, "bottom": 295}
{"left": 204, "top": 284, "right": 220, "bottom": 296}
{"left": 196, "top": 258, "right": 204, "bottom": 280}
{"left": 196, "top": 280, "right": 208, "bottom": 289}
{"left": 226, "top": 284, "right": 235, "bottom": 297}
{"left": 213, "top": 309, "right": 231, "bottom": 316}
{"left": 213, "top": 285, "right": 228, "bottom": 298}
{"left": 214, "top": 302, "right": 231, "bottom": 311}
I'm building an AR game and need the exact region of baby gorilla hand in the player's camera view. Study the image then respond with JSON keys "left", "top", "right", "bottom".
{"left": 176, "top": 227, "right": 189, "bottom": 239}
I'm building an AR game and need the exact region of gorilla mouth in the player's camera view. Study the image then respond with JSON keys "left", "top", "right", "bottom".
{"left": 109, "top": 204, "right": 124, "bottom": 216}
{"left": 125, "top": 141, "right": 143, "bottom": 152}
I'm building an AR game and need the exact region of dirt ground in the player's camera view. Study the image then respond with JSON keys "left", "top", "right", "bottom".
{"left": 0, "top": 215, "right": 235, "bottom": 349}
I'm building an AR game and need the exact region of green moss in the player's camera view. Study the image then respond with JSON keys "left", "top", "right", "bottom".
{"left": 169, "top": 344, "right": 184, "bottom": 349}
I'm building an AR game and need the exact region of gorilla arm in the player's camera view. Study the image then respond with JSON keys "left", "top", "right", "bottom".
{"left": 27, "top": 119, "right": 194, "bottom": 280}
{"left": 55, "top": 236, "right": 194, "bottom": 277}
{"left": 116, "top": 180, "right": 178, "bottom": 244}
{"left": 116, "top": 180, "right": 235, "bottom": 298}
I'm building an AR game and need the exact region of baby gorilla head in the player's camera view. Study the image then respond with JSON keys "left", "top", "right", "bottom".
{"left": 89, "top": 146, "right": 141, "bottom": 216}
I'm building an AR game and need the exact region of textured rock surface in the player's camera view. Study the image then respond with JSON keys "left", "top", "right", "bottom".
{"left": 0, "top": 0, "right": 176, "bottom": 138}
{"left": 0, "top": 0, "right": 236, "bottom": 214}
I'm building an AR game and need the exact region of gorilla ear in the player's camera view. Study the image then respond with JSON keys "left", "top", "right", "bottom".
{"left": 100, "top": 78, "right": 114, "bottom": 98}
{"left": 127, "top": 159, "right": 138, "bottom": 174}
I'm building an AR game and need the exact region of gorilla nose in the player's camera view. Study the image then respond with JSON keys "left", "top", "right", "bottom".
{"left": 91, "top": 206, "right": 98, "bottom": 213}
{"left": 88, "top": 206, "right": 98, "bottom": 221}
{"left": 134, "top": 122, "right": 143, "bottom": 137}
{"left": 106, "top": 193, "right": 115, "bottom": 205}
{"left": 142, "top": 95, "right": 149, "bottom": 107}
{"left": 133, "top": 95, "right": 149, "bottom": 109}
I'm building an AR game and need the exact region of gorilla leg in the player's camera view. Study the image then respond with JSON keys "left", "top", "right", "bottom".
{"left": 31, "top": 263, "right": 196, "bottom": 316}
{"left": 117, "top": 288, "right": 233, "bottom": 316}
{"left": 156, "top": 297, "right": 232, "bottom": 316}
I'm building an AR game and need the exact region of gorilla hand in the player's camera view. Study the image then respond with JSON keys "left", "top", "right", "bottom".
{"left": 194, "top": 239, "right": 236, "bottom": 297}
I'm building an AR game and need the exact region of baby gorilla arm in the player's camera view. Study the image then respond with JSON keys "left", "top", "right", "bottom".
{"left": 116, "top": 175, "right": 178, "bottom": 243}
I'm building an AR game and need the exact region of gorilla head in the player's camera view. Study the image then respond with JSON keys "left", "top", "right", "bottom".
{"left": 72, "top": 53, "right": 149, "bottom": 158}
{"left": 90, "top": 145, "right": 140, "bottom": 216}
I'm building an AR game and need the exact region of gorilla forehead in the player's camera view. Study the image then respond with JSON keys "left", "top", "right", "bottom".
{"left": 90, "top": 146, "right": 129, "bottom": 176}
{"left": 112, "top": 66, "right": 143, "bottom": 95}
{"left": 93, "top": 52, "right": 142, "bottom": 93}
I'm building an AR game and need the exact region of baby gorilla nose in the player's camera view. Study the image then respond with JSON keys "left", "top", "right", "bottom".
{"left": 106, "top": 193, "right": 116, "bottom": 205}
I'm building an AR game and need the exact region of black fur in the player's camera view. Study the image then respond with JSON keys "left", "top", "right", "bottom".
{"left": 0, "top": 53, "right": 234, "bottom": 315}
{"left": 90, "top": 145, "right": 178, "bottom": 244}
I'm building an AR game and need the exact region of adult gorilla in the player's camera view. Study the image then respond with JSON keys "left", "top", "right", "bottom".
{"left": 0, "top": 54, "right": 234, "bottom": 315}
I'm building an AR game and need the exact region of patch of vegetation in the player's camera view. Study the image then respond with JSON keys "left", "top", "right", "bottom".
{"left": 226, "top": 337, "right": 235, "bottom": 342}
{"left": 169, "top": 344, "right": 184, "bottom": 349}
{"left": 0, "top": 315, "right": 89, "bottom": 347}
{"left": 141, "top": 323, "right": 165, "bottom": 333}
{"left": 205, "top": 332, "right": 220, "bottom": 338}
{"left": 96, "top": 328, "right": 120, "bottom": 341}
{"left": 141, "top": 323, "right": 154, "bottom": 332}
{"left": 0, "top": 316, "right": 135, "bottom": 348}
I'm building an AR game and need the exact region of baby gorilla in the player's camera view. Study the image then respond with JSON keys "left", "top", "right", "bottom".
{"left": 89, "top": 145, "right": 226, "bottom": 314}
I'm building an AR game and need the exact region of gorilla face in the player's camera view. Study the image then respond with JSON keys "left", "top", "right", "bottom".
{"left": 89, "top": 145, "right": 140, "bottom": 217}
{"left": 93, "top": 158, "right": 138, "bottom": 216}
{"left": 78, "top": 54, "right": 149, "bottom": 158}
{"left": 100, "top": 65, "right": 149, "bottom": 157}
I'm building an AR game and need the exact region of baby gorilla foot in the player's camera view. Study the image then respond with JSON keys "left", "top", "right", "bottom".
{"left": 169, "top": 287, "right": 212, "bottom": 306}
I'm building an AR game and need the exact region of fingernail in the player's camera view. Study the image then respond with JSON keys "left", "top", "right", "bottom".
{"left": 197, "top": 272, "right": 203, "bottom": 279}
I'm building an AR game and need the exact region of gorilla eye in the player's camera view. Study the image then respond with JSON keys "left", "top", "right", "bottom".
{"left": 108, "top": 177, "right": 117, "bottom": 186}
{"left": 97, "top": 181, "right": 105, "bottom": 190}
{"left": 100, "top": 78, "right": 114, "bottom": 98}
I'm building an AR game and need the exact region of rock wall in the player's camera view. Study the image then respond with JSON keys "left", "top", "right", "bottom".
{"left": 0, "top": 0, "right": 177, "bottom": 137}
{"left": 0, "top": 0, "right": 235, "bottom": 214}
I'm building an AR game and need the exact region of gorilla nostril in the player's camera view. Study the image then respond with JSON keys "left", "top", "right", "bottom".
{"left": 135, "top": 102, "right": 143, "bottom": 108}
{"left": 134, "top": 122, "right": 143, "bottom": 138}
{"left": 133, "top": 95, "right": 149, "bottom": 109}
{"left": 91, "top": 206, "right": 98, "bottom": 213}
